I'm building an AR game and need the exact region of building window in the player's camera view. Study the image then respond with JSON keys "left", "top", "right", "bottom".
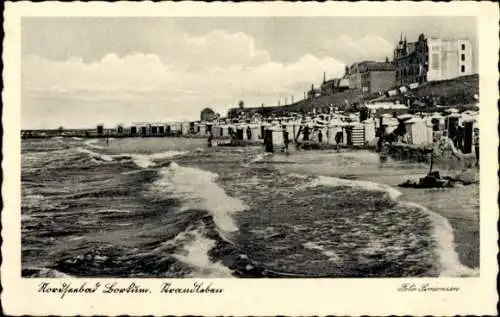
{"left": 461, "top": 54, "right": 465, "bottom": 61}
{"left": 461, "top": 65, "right": 466, "bottom": 73}
{"left": 461, "top": 44, "right": 466, "bottom": 50}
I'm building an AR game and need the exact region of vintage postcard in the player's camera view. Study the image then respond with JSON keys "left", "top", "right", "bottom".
{"left": 2, "top": 1, "right": 499, "bottom": 316}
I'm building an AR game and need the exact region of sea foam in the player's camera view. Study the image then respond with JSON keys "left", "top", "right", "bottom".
{"left": 84, "top": 139, "right": 104, "bottom": 149}
{"left": 79, "top": 143, "right": 188, "bottom": 168}
{"left": 127, "top": 151, "right": 188, "bottom": 169}
{"left": 76, "top": 147, "right": 113, "bottom": 162}
{"left": 402, "top": 202, "right": 479, "bottom": 277}
{"left": 305, "top": 175, "right": 403, "bottom": 200}
{"left": 171, "top": 227, "right": 233, "bottom": 278}
{"left": 152, "top": 162, "right": 247, "bottom": 232}
{"left": 303, "top": 241, "right": 341, "bottom": 263}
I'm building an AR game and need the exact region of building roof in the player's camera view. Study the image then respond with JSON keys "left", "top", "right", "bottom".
{"left": 352, "top": 61, "right": 395, "bottom": 73}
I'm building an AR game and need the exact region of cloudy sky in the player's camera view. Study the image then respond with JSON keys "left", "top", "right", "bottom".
{"left": 22, "top": 17, "right": 477, "bottom": 129}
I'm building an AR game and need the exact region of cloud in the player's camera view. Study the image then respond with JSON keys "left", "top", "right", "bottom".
{"left": 324, "top": 34, "right": 394, "bottom": 64}
{"left": 22, "top": 30, "right": 346, "bottom": 127}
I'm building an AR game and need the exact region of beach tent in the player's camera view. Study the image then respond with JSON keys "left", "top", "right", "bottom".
{"left": 345, "top": 123, "right": 365, "bottom": 146}
{"left": 264, "top": 126, "right": 285, "bottom": 153}
{"left": 327, "top": 121, "right": 345, "bottom": 145}
{"left": 235, "top": 125, "right": 246, "bottom": 140}
{"left": 260, "top": 122, "right": 272, "bottom": 140}
{"left": 181, "top": 123, "right": 190, "bottom": 136}
{"left": 215, "top": 125, "right": 225, "bottom": 138}
{"left": 170, "top": 122, "right": 181, "bottom": 133}
{"left": 363, "top": 120, "right": 376, "bottom": 143}
{"left": 461, "top": 114, "right": 476, "bottom": 123}
{"left": 247, "top": 124, "right": 261, "bottom": 141}
{"left": 199, "top": 124, "right": 206, "bottom": 136}
{"left": 404, "top": 117, "right": 429, "bottom": 145}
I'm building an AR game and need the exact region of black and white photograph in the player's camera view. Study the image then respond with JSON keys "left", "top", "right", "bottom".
{"left": 20, "top": 15, "right": 482, "bottom": 279}
{"left": 2, "top": 1, "right": 498, "bottom": 316}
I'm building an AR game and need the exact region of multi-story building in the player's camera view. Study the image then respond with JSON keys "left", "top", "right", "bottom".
{"left": 393, "top": 33, "right": 473, "bottom": 85}
{"left": 393, "top": 33, "right": 429, "bottom": 86}
{"left": 320, "top": 71, "right": 350, "bottom": 96}
{"left": 427, "top": 37, "right": 473, "bottom": 81}
{"left": 347, "top": 61, "right": 396, "bottom": 94}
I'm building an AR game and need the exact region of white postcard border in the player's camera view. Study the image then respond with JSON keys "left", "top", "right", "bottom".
{"left": 2, "top": 1, "right": 499, "bottom": 316}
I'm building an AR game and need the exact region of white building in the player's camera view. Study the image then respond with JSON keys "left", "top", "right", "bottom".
{"left": 427, "top": 37, "right": 473, "bottom": 81}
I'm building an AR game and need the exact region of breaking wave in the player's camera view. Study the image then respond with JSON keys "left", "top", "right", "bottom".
{"left": 124, "top": 151, "right": 189, "bottom": 169}
{"left": 150, "top": 162, "right": 247, "bottom": 232}
{"left": 76, "top": 145, "right": 188, "bottom": 168}
{"left": 306, "top": 174, "right": 477, "bottom": 277}
{"left": 306, "top": 175, "right": 402, "bottom": 200}
{"left": 76, "top": 147, "right": 113, "bottom": 162}
{"left": 170, "top": 226, "right": 234, "bottom": 278}
{"left": 84, "top": 139, "right": 104, "bottom": 149}
{"left": 403, "top": 202, "right": 479, "bottom": 277}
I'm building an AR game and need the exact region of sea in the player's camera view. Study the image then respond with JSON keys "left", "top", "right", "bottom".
{"left": 21, "top": 137, "right": 479, "bottom": 278}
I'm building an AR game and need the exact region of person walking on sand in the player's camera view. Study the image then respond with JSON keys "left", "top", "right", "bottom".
{"left": 283, "top": 130, "right": 290, "bottom": 153}
{"left": 207, "top": 131, "right": 213, "bottom": 148}
{"left": 473, "top": 127, "right": 479, "bottom": 167}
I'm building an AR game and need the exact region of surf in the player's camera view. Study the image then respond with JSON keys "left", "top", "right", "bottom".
{"left": 305, "top": 174, "right": 477, "bottom": 277}
{"left": 150, "top": 162, "right": 247, "bottom": 233}
{"left": 170, "top": 225, "right": 234, "bottom": 278}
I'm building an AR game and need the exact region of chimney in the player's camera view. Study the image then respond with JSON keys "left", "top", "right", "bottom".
{"left": 323, "top": 72, "right": 326, "bottom": 83}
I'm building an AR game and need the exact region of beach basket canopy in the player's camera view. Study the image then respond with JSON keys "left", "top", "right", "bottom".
{"left": 397, "top": 113, "right": 414, "bottom": 120}
{"left": 404, "top": 117, "right": 422, "bottom": 124}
